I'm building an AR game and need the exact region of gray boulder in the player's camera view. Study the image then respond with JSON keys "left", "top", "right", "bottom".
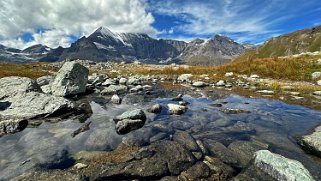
{"left": 167, "top": 104, "right": 187, "bottom": 115}
{"left": 192, "top": 81, "right": 207, "bottom": 87}
{"left": 113, "top": 109, "right": 146, "bottom": 134}
{"left": 114, "top": 109, "right": 146, "bottom": 123}
{"left": 127, "top": 77, "right": 140, "bottom": 85}
{"left": 173, "top": 131, "right": 199, "bottom": 152}
{"left": 111, "top": 94, "right": 121, "bottom": 104}
{"left": 298, "top": 125, "right": 321, "bottom": 158}
{"left": 119, "top": 78, "right": 128, "bottom": 85}
{"left": 101, "top": 85, "right": 127, "bottom": 95}
{"left": 0, "top": 76, "right": 40, "bottom": 99}
{"left": 36, "top": 75, "right": 54, "bottom": 87}
{"left": 254, "top": 150, "right": 314, "bottom": 181}
{"left": 51, "top": 61, "right": 89, "bottom": 97}
{"left": 147, "top": 104, "right": 162, "bottom": 114}
{"left": 0, "top": 119, "right": 28, "bottom": 136}
{"left": 0, "top": 92, "right": 74, "bottom": 120}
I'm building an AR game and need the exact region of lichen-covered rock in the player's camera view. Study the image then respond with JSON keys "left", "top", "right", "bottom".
{"left": 113, "top": 109, "right": 147, "bottom": 134}
{"left": 51, "top": 61, "right": 89, "bottom": 97}
{"left": 36, "top": 75, "right": 54, "bottom": 87}
{"left": 0, "top": 76, "right": 40, "bottom": 99}
{"left": 254, "top": 150, "right": 314, "bottom": 181}
{"left": 114, "top": 109, "right": 146, "bottom": 123}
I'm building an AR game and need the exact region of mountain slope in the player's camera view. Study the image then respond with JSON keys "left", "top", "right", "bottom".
{"left": 239, "top": 25, "right": 321, "bottom": 60}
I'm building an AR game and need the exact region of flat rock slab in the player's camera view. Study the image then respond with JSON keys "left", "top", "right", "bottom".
{"left": 254, "top": 150, "right": 314, "bottom": 181}
{"left": 0, "top": 76, "right": 40, "bottom": 99}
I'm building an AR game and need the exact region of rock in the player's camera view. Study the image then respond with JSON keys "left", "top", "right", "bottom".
{"left": 115, "top": 119, "right": 146, "bottom": 135}
{"left": 114, "top": 109, "right": 147, "bottom": 123}
{"left": 147, "top": 104, "right": 162, "bottom": 114}
{"left": 0, "top": 92, "right": 74, "bottom": 120}
{"left": 171, "top": 94, "right": 183, "bottom": 101}
{"left": 250, "top": 74, "right": 260, "bottom": 79}
{"left": 0, "top": 119, "right": 28, "bottom": 136}
{"left": 14, "top": 170, "right": 85, "bottom": 181}
{"left": 114, "top": 109, "right": 147, "bottom": 134}
{"left": 71, "top": 121, "right": 91, "bottom": 138}
{"left": 111, "top": 94, "right": 122, "bottom": 104}
{"left": 149, "top": 132, "right": 168, "bottom": 143}
{"left": 74, "top": 163, "right": 88, "bottom": 169}
{"left": 102, "top": 78, "right": 117, "bottom": 86}
{"left": 180, "top": 162, "right": 210, "bottom": 179}
{"left": 167, "top": 104, "right": 187, "bottom": 115}
{"left": 313, "top": 91, "right": 321, "bottom": 96}
{"left": 317, "top": 80, "right": 321, "bottom": 86}
{"left": 192, "top": 81, "right": 207, "bottom": 87}
{"left": 127, "top": 77, "right": 140, "bottom": 85}
{"left": 36, "top": 75, "right": 54, "bottom": 87}
{"left": 317, "top": 59, "right": 321, "bottom": 65}
{"left": 254, "top": 150, "right": 314, "bottom": 181}
{"left": 92, "top": 74, "right": 107, "bottom": 85}
{"left": 298, "top": 125, "right": 321, "bottom": 158}
{"left": 0, "top": 76, "right": 40, "bottom": 99}
{"left": 101, "top": 85, "right": 127, "bottom": 95}
{"left": 225, "top": 72, "right": 234, "bottom": 77}
{"left": 203, "top": 140, "right": 239, "bottom": 167}
{"left": 119, "top": 78, "right": 128, "bottom": 85}
{"left": 40, "top": 85, "right": 52, "bottom": 94}
{"left": 177, "top": 74, "right": 193, "bottom": 83}
{"left": 51, "top": 62, "right": 89, "bottom": 97}
{"left": 92, "top": 141, "right": 195, "bottom": 180}
{"left": 256, "top": 90, "right": 274, "bottom": 95}
{"left": 216, "top": 80, "right": 226, "bottom": 86}
{"left": 143, "top": 85, "right": 153, "bottom": 91}
{"left": 311, "top": 72, "right": 321, "bottom": 79}
{"left": 173, "top": 131, "right": 199, "bottom": 152}
{"left": 130, "top": 85, "right": 143, "bottom": 92}
{"left": 203, "top": 156, "right": 235, "bottom": 180}
{"left": 221, "top": 108, "right": 250, "bottom": 114}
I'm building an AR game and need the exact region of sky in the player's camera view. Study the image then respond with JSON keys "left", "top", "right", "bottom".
{"left": 0, "top": 0, "right": 320, "bottom": 49}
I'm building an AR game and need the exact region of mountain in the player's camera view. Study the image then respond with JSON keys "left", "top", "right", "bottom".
{"left": 0, "top": 27, "right": 245, "bottom": 65}
{"left": 239, "top": 25, "right": 321, "bottom": 59}
{"left": 180, "top": 35, "right": 245, "bottom": 65}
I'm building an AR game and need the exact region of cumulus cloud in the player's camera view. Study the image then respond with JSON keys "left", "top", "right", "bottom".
{"left": 0, "top": 0, "right": 156, "bottom": 49}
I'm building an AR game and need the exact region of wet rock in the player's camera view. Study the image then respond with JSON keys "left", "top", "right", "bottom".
{"left": 170, "top": 120, "right": 194, "bottom": 131}
{"left": 171, "top": 94, "right": 183, "bottom": 101}
{"left": 51, "top": 61, "right": 89, "bottom": 97}
{"left": 203, "top": 156, "right": 235, "bottom": 180}
{"left": 196, "top": 140, "right": 208, "bottom": 155}
{"left": 203, "top": 139, "right": 239, "bottom": 167}
{"left": 177, "top": 74, "right": 193, "bottom": 83}
{"left": 207, "top": 118, "right": 235, "bottom": 128}
{"left": 115, "top": 119, "right": 146, "bottom": 135}
{"left": 14, "top": 170, "right": 86, "bottom": 181}
{"left": 167, "top": 103, "right": 187, "bottom": 115}
{"left": 71, "top": 121, "right": 91, "bottom": 138}
{"left": 253, "top": 150, "right": 314, "bottom": 181}
{"left": 192, "top": 81, "right": 207, "bottom": 87}
{"left": 91, "top": 141, "right": 195, "bottom": 180}
{"left": 173, "top": 131, "right": 200, "bottom": 152}
{"left": 256, "top": 90, "right": 274, "bottom": 95}
{"left": 221, "top": 121, "right": 255, "bottom": 134}
{"left": 0, "top": 76, "right": 40, "bottom": 99}
{"left": 298, "top": 125, "right": 321, "bottom": 158}
{"left": 221, "top": 108, "right": 250, "bottom": 114}
{"left": 180, "top": 162, "right": 210, "bottom": 180}
{"left": 114, "top": 109, "right": 147, "bottom": 134}
{"left": 36, "top": 75, "right": 54, "bottom": 87}
{"left": 228, "top": 141, "right": 266, "bottom": 167}
{"left": 119, "top": 78, "right": 128, "bottom": 85}
{"left": 111, "top": 94, "right": 122, "bottom": 104}
{"left": 0, "top": 92, "right": 74, "bottom": 120}
{"left": 0, "top": 119, "right": 28, "bottom": 137}
{"left": 149, "top": 132, "right": 168, "bottom": 143}
{"left": 216, "top": 80, "right": 226, "bottom": 86}
{"left": 101, "top": 85, "right": 127, "bottom": 95}
{"left": 147, "top": 104, "right": 162, "bottom": 114}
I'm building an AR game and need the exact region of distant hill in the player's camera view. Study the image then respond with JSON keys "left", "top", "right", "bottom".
{"left": 238, "top": 25, "right": 321, "bottom": 60}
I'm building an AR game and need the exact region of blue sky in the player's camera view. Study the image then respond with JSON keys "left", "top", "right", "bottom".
{"left": 0, "top": 0, "right": 320, "bottom": 49}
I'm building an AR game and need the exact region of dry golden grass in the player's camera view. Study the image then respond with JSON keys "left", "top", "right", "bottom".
{"left": 0, "top": 62, "right": 57, "bottom": 79}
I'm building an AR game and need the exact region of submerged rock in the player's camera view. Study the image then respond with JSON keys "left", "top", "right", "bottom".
{"left": 51, "top": 61, "right": 89, "bottom": 97}
{"left": 254, "top": 150, "right": 314, "bottom": 181}
{"left": 167, "top": 104, "right": 187, "bottom": 115}
{"left": 0, "top": 119, "right": 28, "bottom": 137}
{"left": 0, "top": 76, "right": 40, "bottom": 99}
{"left": 173, "top": 131, "right": 200, "bottom": 152}
{"left": 71, "top": 121, "right": 91, "bottom": 138}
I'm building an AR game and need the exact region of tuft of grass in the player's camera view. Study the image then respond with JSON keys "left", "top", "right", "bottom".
{"left": 269, "top": 81, "right": 281, "bottom": 92}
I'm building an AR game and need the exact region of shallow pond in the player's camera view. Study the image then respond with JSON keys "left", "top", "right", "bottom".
{"left": 1, "top": 87, "right": 321, "bottom": 180}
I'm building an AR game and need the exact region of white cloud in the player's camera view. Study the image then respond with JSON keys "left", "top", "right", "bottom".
{"left": 0, "top": 0, "right": 156, "bottom": 49}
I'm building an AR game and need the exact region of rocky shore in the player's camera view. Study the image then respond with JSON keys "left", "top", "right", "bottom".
{"left": 1, "top": 61, "right": 321, "bottom": 180}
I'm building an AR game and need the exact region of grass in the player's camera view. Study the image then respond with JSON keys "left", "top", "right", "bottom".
{"left": 0, "top": 62, "right": 57, "bottom": 79}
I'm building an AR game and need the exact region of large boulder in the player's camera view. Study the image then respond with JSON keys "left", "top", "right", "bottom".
{"left": 254, "top": 150, "right": 314, "bottom": 181}
{"left": 298, "top": 125, "right": 321, "bottom": 158}
{"left": 51, "top": 62, "right": 89, "bottom": 97}
{"left": 0, "top": 76, "right": 40, "bottom": 99}
{"left": 0, "top": 92, "right": 74, "bottom": 120}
